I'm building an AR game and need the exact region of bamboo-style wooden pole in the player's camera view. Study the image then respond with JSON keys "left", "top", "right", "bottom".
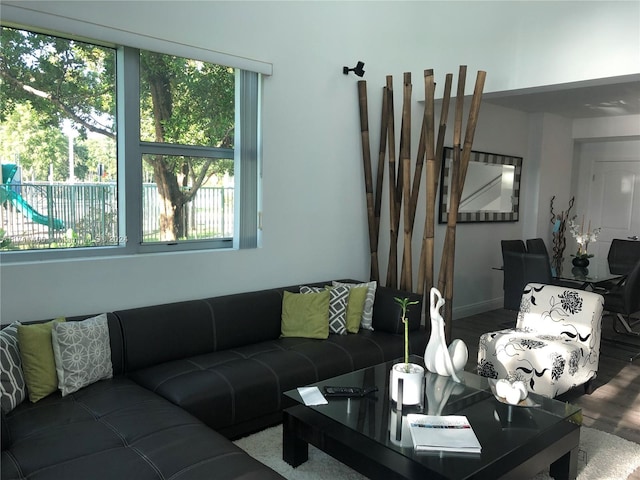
{"left": 357, "top": 80, "right": 378, "bottom": 281}
{"left": 386, "top": 75, "right": 399, "bottom": 289}
{"left": 416, "top": 71, "right": 436, "bottom": 297}
{"left": 438, "top": 66, "right": 466, "bottom": 296}
{"left": 372, "top": 86, "right": 390, "bottom": 283}
{"left": 418, "top": 73, "right": 452, "bottom": 300}
{"left": 400, "top": 72, "right": 412, "bottom": 291}
{"left": 438, "top": 66, "right": 466, "bottom": 343}
{"left": 409, "top": 70, "right": 433, "bottom": 229}
{"left": 438, "top": 68, "right": 486, "bottom": 342}
{"left": 434, "top": 74, "right": 453, "bottom": 197}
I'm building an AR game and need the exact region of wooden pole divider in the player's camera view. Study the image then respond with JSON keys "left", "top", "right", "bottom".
{"left": 355, "top": 66, "right": 484, "bottom": 343}
{"left": 386, "top": 76, "right": 399, "bottom": 289}
{"left": 357, "top": 80, "right": 378, "bottom": 282}
{"left": 372, "top": 86, "right": 390, "bottom": 283}
{"left": 400, "top": 72, "right": 413, "bottom": 291}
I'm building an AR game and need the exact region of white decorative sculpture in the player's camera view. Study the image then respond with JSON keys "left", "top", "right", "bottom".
{"left": 494, "top": 378, "right": 528, "bottom": 405}
{"left": 424, "top": 287, "right": 468, "bottom": 383}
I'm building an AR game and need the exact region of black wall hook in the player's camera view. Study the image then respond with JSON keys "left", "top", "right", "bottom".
{"left": 343, "top": 61, "right": 365, "bottom": 77}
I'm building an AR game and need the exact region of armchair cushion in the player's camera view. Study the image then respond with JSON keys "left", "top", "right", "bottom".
{"left": 478, "top": 283, "right": 604, "bottom": 398}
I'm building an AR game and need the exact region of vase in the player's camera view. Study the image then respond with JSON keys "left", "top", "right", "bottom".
{"left": 424, "top": 288, "right": 468, "bottom": 383}
{"left": 389, "top": 363, "right": 424, "bottom": 406}
{"left": 572, "top": 256, "right": 590, "bottom": 268}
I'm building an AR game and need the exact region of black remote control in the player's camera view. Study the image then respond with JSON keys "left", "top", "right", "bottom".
{"left": 323, "top": 386, "right": 378, "bottom": 397}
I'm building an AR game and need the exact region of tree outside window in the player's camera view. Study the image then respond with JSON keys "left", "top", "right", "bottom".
{"left": 0, "top": 26, "right": 240, "bottom": 252}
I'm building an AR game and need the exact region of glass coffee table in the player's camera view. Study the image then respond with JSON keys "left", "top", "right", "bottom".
{"left": 283, "top": 356, "right": 582, "bottom": 480}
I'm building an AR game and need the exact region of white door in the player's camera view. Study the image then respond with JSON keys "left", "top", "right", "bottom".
{"left": 587, "top": 161, "right": 640, "bottom": 259}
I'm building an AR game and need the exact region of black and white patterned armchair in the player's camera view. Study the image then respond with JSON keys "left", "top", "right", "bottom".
{"left": 477, "top": 283, "right": 604, "bottom": 398}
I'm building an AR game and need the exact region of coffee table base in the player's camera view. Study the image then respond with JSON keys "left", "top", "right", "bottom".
{"left": 283, "top": 404, "right": 579, "bottom": 480}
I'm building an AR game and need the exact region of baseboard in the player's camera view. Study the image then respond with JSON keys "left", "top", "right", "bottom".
{"left": 452, "top": 297, "right": 503, "bottom": 320}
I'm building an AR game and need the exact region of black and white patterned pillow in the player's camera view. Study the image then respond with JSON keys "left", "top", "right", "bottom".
{"left": 333, "top": 280, "right": 377, "bottom": 331}
{"left": 1, "top": 322, "right": 26, "bottom": 413}
{"left": 51, "top": 314, "right": 113, "bottom": 396}
{"left": 300, "top": 286, "right": 349, "bottom": 335}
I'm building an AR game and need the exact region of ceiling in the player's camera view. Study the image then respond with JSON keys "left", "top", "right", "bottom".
{"left": 483, "top": 76, "right": 640, "bottom": 119}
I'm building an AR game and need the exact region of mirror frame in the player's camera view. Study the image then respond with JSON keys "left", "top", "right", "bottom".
{"left": 438, "top": 147, "right": 522, "bottom": 223}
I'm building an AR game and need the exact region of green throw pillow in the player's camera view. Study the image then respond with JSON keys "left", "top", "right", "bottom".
{"left": 345, "top": 286, "right": 368, "bottom": 333}
{"left": 281, "top": 290, "right": 330, "bottom": 339}
{"left": 17, "top": 318, "right": 65, "bottom": 402}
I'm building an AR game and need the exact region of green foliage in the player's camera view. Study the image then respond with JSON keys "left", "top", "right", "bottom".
{"left": 0, "top": 27, "right": 116, "bottom": 138}
{"left": 0, "top": 103, "right": 67, "bottom": 180}
{"left": 0, "top": 229, "right": 13, "bottom": 250}
{"left": 394, "top": 297, "right": 420, "bottom": 366}
{"left": 1, "top": 26, "right": 236, "bottom": 240}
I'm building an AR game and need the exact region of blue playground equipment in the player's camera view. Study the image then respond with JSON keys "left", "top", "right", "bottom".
{"left": 1, "top": 164, "right": 65, "bottom": 230}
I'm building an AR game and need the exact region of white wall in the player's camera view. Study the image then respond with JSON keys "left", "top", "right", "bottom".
{"left": 1, "top": 1, "right": 639, "bottom": 323}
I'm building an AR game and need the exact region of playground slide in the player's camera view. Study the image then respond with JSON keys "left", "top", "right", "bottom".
{"left": 1, "top": 164, "right": 65, "bottom": 230}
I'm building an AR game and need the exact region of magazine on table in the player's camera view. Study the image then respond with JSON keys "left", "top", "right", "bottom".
{"left": 407, "top": 414, "right": 482, "bottom": 453}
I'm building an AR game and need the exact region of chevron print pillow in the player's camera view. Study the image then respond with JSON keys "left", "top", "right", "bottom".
{"left": 1, "top": 322, "right": 26, "bottom": 413}
{"left": 300, "top": 285, "right": 349, "bottom": 335}
{"left": 333, "top": 280, "right": 377, "bottom": 331}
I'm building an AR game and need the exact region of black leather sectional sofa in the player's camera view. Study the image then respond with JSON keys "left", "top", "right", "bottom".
{"left": 1, "top": 280, "right": 427, "bottom": 480}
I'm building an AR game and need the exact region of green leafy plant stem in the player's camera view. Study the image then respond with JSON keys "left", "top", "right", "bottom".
{"left": 394, "top": 297, "right": 420, "bottom": 372}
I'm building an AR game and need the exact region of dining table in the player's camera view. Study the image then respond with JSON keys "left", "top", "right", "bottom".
{"left": 551, "top": 255, "right": 626, "bottom": 290}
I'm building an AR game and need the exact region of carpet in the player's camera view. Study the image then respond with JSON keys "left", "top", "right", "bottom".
{"left": 234, "top": 424, "right": 640, "bottom": 480}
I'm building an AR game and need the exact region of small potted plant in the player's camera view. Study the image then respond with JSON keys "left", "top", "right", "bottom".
{"left": 389, "top": 297, "right": 424, "bottom": 406}
{"left": 569, "top": 215, "right": 601, "bottom": 267}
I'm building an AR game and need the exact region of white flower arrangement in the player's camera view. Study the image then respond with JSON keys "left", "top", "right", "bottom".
{"left": 568, "top": 215, "right": 601, "bottom": 258}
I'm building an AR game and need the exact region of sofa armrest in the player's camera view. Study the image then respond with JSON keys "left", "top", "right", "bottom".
{"left": 372, "top": 286, "right": 422, "bottom": 334}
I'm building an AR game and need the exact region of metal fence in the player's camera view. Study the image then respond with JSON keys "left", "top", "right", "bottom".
{"left": 0, "top": 182, "right": 234, "bottom": 249}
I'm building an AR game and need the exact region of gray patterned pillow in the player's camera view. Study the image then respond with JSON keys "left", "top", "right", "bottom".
{"left": 300, "top": 285, "right": 349, "bottom": 335}
{"left": 333, "top": 280, "right": 377, "bottom": 331}
{"left": 52, "top": 314, "right": 113, "bottom": 396}
{"left": 0, "top": 322, "right": 26, "bottom": 413}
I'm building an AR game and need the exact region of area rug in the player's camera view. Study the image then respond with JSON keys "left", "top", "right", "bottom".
{"left": 234, "top": 424, "right": 640, "bottom": 480}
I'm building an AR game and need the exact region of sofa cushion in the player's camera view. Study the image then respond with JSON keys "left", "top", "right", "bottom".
{"left": 281, "top": 290, "right": 330, "bottom": 339}
{"left": 1, "top": 322, "right": 26, "bottom": 413}
{"left": 372, "top": 286, "right": 423, "bottom": 334}
{"left": 345, "top": 285, "right": 368, "bottom": 333}
{"left": 52, "top": 313, "right": 113, "bottom": 396}
{"left": 333, "top": 280, "right": 377, "bottom": 330}
{"left": 115, "top": 300, "right": 215, "bottom": 372}
{"left": 300, "top": 285, "right": 349, "bottom": 335}
{"left": 1, "top": 377, "right": 284, "bottom": 480}
{"left": 205, "top": 289, "right": 285, "bottom": 351}
{"left": 129, "top": 327, "right": 428, "bottom": 439}
{"left": 17, "top": 318, "right": 65, "bottom": 403}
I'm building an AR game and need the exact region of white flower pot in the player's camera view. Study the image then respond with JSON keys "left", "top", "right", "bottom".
{"left": 389, "top": 363, "right": 425, "bottom": 406}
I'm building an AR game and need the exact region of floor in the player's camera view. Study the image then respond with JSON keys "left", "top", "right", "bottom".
{"left": 455, "top": 308, "right": 640, "bottom": 479}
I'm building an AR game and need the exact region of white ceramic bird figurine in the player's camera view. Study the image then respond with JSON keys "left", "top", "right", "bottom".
{"left": 424, "top": 287, "right": 468, "bottom": 383}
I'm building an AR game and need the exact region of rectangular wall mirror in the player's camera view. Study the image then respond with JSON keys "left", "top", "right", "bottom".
{"left": 439, "top": 148, "right": 522, "bottom": 223}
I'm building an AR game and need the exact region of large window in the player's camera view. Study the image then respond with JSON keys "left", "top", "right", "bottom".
{"left": 0, "top": 26, "right": 260, "bottom": 259}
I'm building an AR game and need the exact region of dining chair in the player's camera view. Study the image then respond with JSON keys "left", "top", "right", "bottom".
{"left": 502, "top": 251, "right": 552, "bottom": 310}
{"left": 500, "top": 239, "right": 527, "bottom": 300}
{"left": 501, "top": 239, "right": 526, "bottom": 255}
{"left": 603, "top": 258, "right": 640, "bottom": 337}
{"left": 607, "top": 239, "right": 640, "bottom": 275}
{"left": 526, "top": 237, "right": 582, "bottom": 288}
{"left": 525, "top": 238, "right": 549, "bottom": 257}
{"left": 479, "top": 282, "right": 604, "bottom": 398}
